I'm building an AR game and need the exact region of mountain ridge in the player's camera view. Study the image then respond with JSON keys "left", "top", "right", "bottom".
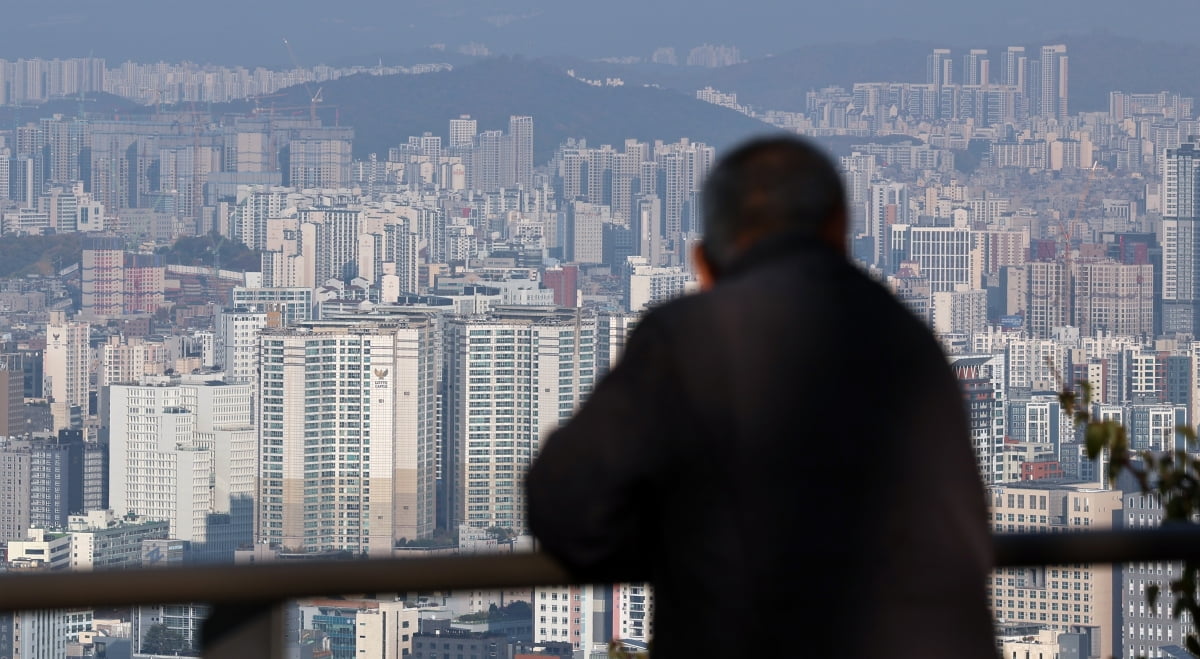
{"left": 212, "top": 57, "right": 783, "bottom": 163}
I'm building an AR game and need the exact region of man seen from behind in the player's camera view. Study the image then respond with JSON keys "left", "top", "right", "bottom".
{"left": 526, "top": 135, "right": 999, "bottom": 658}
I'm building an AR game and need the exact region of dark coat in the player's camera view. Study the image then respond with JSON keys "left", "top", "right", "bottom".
{"left": 526, "top": 235, "right": 998, "bottom": 658}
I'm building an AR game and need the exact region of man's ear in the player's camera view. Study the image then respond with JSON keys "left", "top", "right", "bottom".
{"left": 692, "top": 243, "right": 718, "bottom": 291}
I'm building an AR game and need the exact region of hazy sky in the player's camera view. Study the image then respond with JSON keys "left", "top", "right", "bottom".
{"left": 3, "top": 0, "right": 1196, "bottom": 65}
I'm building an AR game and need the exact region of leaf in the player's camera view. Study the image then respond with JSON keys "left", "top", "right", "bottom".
{"left": 1085, "top": 423, "right": 1107, "bottom": 459}
{"left": 1059, "top": 389, "right": 1077, "bottom": 415}
{"left": 1148, "top": 584, "right": 1160, "bottom": 613}
{"left": 1180, "top": 425, "right": 1199, "bottom": 446}
{"left": 1078, "top": 380, "right": 1093, "bottom": 406}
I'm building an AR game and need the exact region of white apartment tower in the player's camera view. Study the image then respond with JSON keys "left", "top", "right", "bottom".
{"left": 218, "top": 309, "right": 269, "bottom": 383}
{"left": 444, "top": 307, "right": 597, "bottom": 534}
{"left": 231, "top": 187, "right": 296, "bottom": 251}
{"left": 449, "top": 115, "right": 477, "bottom": 149}
{"left": 256, "top": 314, "right": 438, "bottom": 555}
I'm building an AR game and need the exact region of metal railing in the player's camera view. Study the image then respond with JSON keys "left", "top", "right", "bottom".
{"left": 1, "top": 527, "right": 1199, "bottom": 657}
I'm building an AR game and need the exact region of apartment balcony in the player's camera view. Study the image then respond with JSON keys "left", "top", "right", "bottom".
{"left": 0, "top": 526, "right": 1197, "bottom": 657}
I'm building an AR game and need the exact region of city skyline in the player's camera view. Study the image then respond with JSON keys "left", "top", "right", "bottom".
{"left": 1, "top": 12, "right": 1200, "bottom": 658}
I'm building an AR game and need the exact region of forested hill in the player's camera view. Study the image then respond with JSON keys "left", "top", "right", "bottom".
{"left": 212, "top": 57, "right": 782, "bottom": 163}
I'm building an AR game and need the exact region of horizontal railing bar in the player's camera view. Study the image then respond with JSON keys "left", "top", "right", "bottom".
{"left": 0, "top": 552, "right": 577, "bottom": 612}
{"left": 993, "top": 526, "right": 1200, "bottom": 567}
{"left": 2, "top": 527, "right": 1199, "bottom": 612}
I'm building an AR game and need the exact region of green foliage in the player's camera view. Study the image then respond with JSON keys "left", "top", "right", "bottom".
{"left": 155, "top": 232, "right": 260, "bottom": 272}
{"left": 456, "top": 601, "right": 532, "bottom": 624}
{"left": 0, "top": 233, "right": 83, "bottom": 278}
{"left": 1059, "top": 379, "right": 1200, "bottom": 649}
{"left": 607, "top": 639, "right": 650, "bottom": 659}
{"left": 141, "top": 623, "right": 189, "bottom": 655}
{"left": 486, "top": 525, "right": 516, "bottom": 542}
{"left": 397, "top": 528, "right": 458, "bottom": 548}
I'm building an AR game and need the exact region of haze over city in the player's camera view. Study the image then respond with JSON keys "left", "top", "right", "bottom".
{"left": 1, "top": 1, "right": 1200, "bottom": 658}
{"left": 1, "top": 0, "right": 1198, "bottom": 63}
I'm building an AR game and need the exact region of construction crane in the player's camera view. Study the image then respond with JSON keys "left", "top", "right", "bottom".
{"left": 140, "top": 87, "right": 168, "bottom": 114}
{"left": 309, "top": 87, "right": 324, "bottom": 124}
{"left": 248, "top": 92, "right": 286, "bottom": 117}
{"left": 1057, "top": 160, "right": 1102, "bottom": 329}
{"left": 282, "top": 38, "right": 323, "bottom": 126}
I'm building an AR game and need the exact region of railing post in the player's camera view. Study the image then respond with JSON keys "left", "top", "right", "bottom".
{"left": 201, "top": 601, "right": 286, "bottom": 659}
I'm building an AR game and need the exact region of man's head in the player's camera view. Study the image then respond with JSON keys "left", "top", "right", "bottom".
{"left": 695, "top": 135, "right": 847, "bottom": 288}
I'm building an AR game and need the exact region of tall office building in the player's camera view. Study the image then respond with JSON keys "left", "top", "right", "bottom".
{"left": 586, "top": 144, "right": 615, "bottom": 206}
{"left": 0, "top": 609, "right": 94, "bottom": 659}
{"left": 1039, "top": 45, "right": 1069, "bottom": 122}
{"left": 557, "top": 148, "right": 586, "bottom": 204}
{"left": 43, "top": 310, "right": 90, "bottom": 416}
{"left": 610, "top": 152, "right": 640, "bottom": 228}
{"left": 841, "top": 152, "right": 877, "bottom": 238}
{"left": 566, "top": 201, "right": 608, "bottom": 264}
{"left": 131, "top": 604, "right": 209, "bottom": 655}
{"left": 657, "top": 141, "right": 713, "bottom": 259}
{"left": 903, "top": 226, "right": 978, "bottom": 294}
{"left": 0, "top": 444, "right": 32, "bottom": 541}
{"left": 0, "top": 355, "right": 26, "bottom": 438}
{"left": 443, "top": 307, "right": 597, "bottom": 534}
{"left": 867, "top": 182, "right": 908, "bottom": 269}
{"left": 473, "top": 130, "right": 505, "bottom": 193}
{"left": 257, "top": 314, "right": 438, "bottom": 555}
{"left": 0, "top": 435, "right": 88, "bottom": 541}
{"left": 1162, "top": 142, "right": 1200, "bottom": 336}
{"left": 108, "top": 381, "right": 256, "bottom": 562}
{"left": 509, "top": 115, "right": 534, "bottom": 189}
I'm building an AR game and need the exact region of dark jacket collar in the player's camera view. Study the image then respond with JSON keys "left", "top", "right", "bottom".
{"left": 720, "top": 230, "right": 843, "bottom": 279}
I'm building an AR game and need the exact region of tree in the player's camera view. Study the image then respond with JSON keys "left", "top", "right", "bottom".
{"left": 141, "top": 623, "right": 188, "bottom": 655}
{"left": 485, "top": 525, "right": 515, "bottom": 543}
{"left": 1060, "top": 380, "right": 1200, "bottom": 654}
